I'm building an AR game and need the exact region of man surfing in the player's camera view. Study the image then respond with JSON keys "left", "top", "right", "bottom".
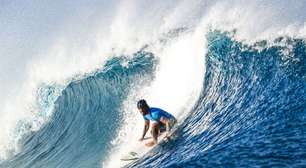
{"left": 137, "top": 99, "right": 177, "bottom": 147}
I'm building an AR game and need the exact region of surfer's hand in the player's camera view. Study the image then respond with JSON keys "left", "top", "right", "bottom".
{"left": 138, "top": 137, "right": 144, "bottom": 141}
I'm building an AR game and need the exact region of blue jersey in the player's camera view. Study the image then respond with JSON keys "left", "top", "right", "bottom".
{"left": 143, "top": 107, "right": 175, "bottom": 122}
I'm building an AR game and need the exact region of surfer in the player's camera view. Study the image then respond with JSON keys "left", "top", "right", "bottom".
{"left": 137, "top": 99, "right": 177, "bottom": 147}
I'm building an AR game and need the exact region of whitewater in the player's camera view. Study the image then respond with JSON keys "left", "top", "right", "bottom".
{"left": 0, "top": 0, "right": 305, "bottom": 167}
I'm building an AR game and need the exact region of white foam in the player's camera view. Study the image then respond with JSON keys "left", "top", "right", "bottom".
{"left": 204, "top": 1, "right": 306, "bottom": 43}
{"left": 104, "top": 25, "right": 207, "bottom": 168}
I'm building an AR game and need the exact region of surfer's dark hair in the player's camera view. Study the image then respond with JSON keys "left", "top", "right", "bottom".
{"left": 137, "top": 99, "right": 149, "bottom": 110}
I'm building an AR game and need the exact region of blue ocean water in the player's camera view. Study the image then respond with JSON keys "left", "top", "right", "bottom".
{"left": 1, "top": 30, "right": 305, "bottom": 168}
{"left": 129, "top": 32, "right": 306, "bottom": 167}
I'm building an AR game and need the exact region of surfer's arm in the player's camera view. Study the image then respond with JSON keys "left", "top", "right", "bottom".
{"left": 140, "top": 120, "right": 150, "bottom": 141}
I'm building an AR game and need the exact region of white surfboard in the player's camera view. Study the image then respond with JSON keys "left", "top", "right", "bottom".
{"left": 120, "top": 131, "right": 171, "bottom": 162}
{"left": 120, "top": 152, "right": 139, "bottom": 161}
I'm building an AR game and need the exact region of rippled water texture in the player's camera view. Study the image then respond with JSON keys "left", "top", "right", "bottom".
{"left": 129, "top": 32, "right": 306, "bottom": 167}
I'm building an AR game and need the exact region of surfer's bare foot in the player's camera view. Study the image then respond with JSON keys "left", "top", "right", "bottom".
{"left": 145, "top": 141, "right": 155, "bottom": 147}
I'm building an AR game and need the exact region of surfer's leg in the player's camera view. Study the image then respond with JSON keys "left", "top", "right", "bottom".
{"left": 150, "top": 122, "right": 160, "bottom": 143}
{"left": 159, "top": 123, "right": 166, "bottom": 134}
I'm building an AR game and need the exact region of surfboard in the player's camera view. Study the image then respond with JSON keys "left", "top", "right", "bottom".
{"left": 120, "top": 131, "right": 171, "bottom": 161}
{"left": 120, "top": 152, "right": 139, "bottom": 161}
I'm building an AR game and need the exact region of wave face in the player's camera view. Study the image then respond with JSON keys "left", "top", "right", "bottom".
{"left": 1, "top": 31, "right": 306, "bottom": 168}
{"left": 1, "top": 52, "right": 156, "bottom": 168}
{"left": 128, "top": 32, "right": 306, "bottom": 167}
{"left": 1, "top": 1, "right": 306, "bottom": 168}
